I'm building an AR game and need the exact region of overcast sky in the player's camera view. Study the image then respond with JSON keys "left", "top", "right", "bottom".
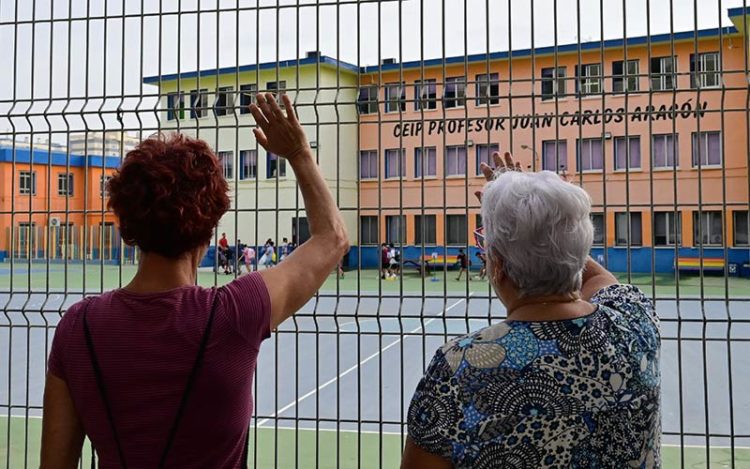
{"left": 1, "top": 0, "right": 747, "bottom": 138}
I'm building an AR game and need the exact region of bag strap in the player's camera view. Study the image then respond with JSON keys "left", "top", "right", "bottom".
{"left": 82, "top": 298, "right": 128, "bottom": 469}
{"left": 83, "top": 292, "right": 220, "bottom": 469}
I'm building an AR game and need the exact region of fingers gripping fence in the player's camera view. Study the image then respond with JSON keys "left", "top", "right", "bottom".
{"left": 0, "top": 0, "right": 749, "bottom": 468}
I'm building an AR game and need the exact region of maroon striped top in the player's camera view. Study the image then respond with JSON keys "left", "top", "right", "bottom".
{"left": 48, "top": 273, "right": 271, "bottom": 468}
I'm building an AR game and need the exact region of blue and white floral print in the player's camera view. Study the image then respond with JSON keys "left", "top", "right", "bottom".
{"left": 407, "top": 284, "right": 661, "bottom": 469}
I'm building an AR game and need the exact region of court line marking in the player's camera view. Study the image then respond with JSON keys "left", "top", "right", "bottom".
{"left": 255, "top": 295, "right": 472, "bottom": 428}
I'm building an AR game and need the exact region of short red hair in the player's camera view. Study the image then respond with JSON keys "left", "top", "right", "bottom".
{"left": 107, "top": 133, "right": 230, "bottom": 258}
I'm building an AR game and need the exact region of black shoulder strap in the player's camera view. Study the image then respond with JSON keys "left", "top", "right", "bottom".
{"left": 82, "top": 298, "right": 129, "bottom": 469}
{"left": 83, "top": 291, "right": 221, "bottom": 469}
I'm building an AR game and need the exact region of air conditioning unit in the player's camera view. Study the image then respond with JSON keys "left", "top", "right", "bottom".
{"left": 49, "top": 217, "right": 61, "bottom": 227}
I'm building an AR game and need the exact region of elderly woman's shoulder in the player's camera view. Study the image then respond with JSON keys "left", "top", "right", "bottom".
{"left": 434, "top": 322, "right": 515, "bottom": 377}
{"left": 590, "top": 283, "right": 658, "bottom": 324}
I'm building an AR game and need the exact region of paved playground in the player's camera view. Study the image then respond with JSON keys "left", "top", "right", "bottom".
{"left": 2, "top": 264, "right": 750, "bottom": 468}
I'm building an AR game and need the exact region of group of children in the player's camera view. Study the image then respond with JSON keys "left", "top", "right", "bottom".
{"left": 217, "top": 233, "right": 295, "bottom": 275}
{"left": 380, "top": 243, "right": 401, "bottom": 279}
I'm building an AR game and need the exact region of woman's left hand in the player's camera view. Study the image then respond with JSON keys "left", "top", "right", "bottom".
{"left": 475, "top": 151, "right": 522, "bottom": 203}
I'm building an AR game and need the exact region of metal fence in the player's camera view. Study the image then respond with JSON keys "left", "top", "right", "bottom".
{"left": 1, "top": 0, "right": 750, "bottom": 467}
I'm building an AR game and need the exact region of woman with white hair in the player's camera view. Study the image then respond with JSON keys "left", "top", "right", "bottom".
{"left": 402, "top": 153, "right": 660, "bottom": 469}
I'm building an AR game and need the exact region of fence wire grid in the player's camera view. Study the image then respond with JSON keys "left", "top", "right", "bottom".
{"left": 1, "top": 0, "right": 750, "bottom": 468}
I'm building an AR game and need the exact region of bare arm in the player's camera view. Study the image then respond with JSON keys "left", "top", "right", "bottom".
{"left": 401, "top": 437, "right": 453, "bottom": 469}
{"left": 249, "top": 94, "right": 349, "bottom": 329}
{"left": 580, "top": 256, "right": 618, "bottom": 301}
{"left": 41, "top": 374, "right": 85, "bottom": 469}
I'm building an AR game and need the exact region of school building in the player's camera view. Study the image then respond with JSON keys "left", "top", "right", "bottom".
{"left": 355, "top": 7, "right": 750, "bottom": 273}
{"left": 0, "top": 145, "right": 121, "bottom": 261}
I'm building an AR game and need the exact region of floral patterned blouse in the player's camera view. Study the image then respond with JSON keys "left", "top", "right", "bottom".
{"left": 407, "top": 284, "right": 661, "bottom": 468}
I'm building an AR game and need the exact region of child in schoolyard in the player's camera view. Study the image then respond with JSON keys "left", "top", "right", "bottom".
{"left": 380, "top": 243, "right": 390, "bottom": 279}
{"left": 239, "top": 244, "right": 256, "bottom": 273}
{"left": 455, "top": 248, "right": 469, "bottom": 281}
{"left": 388, "top": 243, "right": 400, "bottom": 279}
{"left": 474, "top": 251, "right": 487, "bottom": 280}
{"left": 280, "top": 237, "right": 290, "bottom": 261}
{"left": 260, "top": 241, "right": 275, "bottom": 269}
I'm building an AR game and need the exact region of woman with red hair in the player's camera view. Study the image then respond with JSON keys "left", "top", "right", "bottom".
{"left": 40, "top": 94, "right": 348, "bottom": 468}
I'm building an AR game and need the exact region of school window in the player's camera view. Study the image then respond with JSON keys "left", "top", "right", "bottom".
{"left": 445, "top": 146, "right": 467, "bottom": 176}
{"left": 266, "top": 81, "right": 286, "bottom": 102}
{"left": 690, "top": 52, "right": 721, "bottom": 89}
{"left": 189, "top": 89, "right": 208, "bottom": 118}
{"left": 542, "top": 140, "right": 568, "bottom": 172}
{"left": 475, "top": 73, "right": 500, "bottom": 106}
{"left": 385, "top": 215, "right": 406, "bottom": 244}
{"left": 693, "top": 211, "right": 723, "bottom": 246}
{"left": 357, "top": 85, "right": 378, "bottom": 114}
{"left": 613, "top": 60, "right": 639, "bottom": 93}
{"left": 576, "top": 63, "right": 602, "bottom": 96}
{"left": 654, "top": 212, "right": 682, "bottom": 246}
{"left": 591, "top": 213, "right": 604, "bottom": 245}
{"left": 359, "top": 150, "right": 378, "bottom": 180}
{"left": 691, "top": 131, "right": 721, "bottom": 167}
{"left": 650, "top": 56, "right": 676, "bottom": 91}
{"left": 239, "top": 84, "right": 257, "bottom": 114}
{"left": 541, "top": 67, "right": 566, "bottom": 100}
{"left": 214, "top": 86, "right": 234, "bottom": 117}
{"left": 414, "top": 79, "right": 437, "bottom": 111}
{"left": 100, "top": 175, "right": 112, "bottom": 198}
{"left": 614, "top": 136, "right": 641, "bottom": 170}
{"left": 239, "top": 150, "right": 257, "bottom": 180}
{"left": 414, "top": 214, "right": 437, "bottom": 245}
{"left": 615, "top": 212, "right": 643, "bottom": 246}
{"left": 57, "top": 173, "right": 74, "bottom": 196}
{"left": 385, "top": 149, "right": 406, "bottom": 179}
{"left": 652, "top": 134, "right": 678, "bottom": 168}
{"left": 576, "top": 138, "right": 604, "bottom": 171}
{"left": 266, "top": 152, "right": 287, "bottom": 178}
{"left": 218, "top": 151, "right": 234, "bottom": 179}
{"left": 476, "top": 144, "right": 499, "bottom": 175}
{"left": 444, "top": 77, "right": 466, "bottom": 108}
{"left": 167, "top": 92, "right": 185, "bottom": 120}
{"left": 414, "top": 147, "right": 437, "bottom": 178}
{"left": 360, "top": 216, "right": 379, "bottom": 245}
{"left": 734, "top": 211, "right": 749, "bottom": 246}
{"left": 385, "top": 83, "right": 406, "bottom": 113}
{"left": 446, "top": 215, "right": 468, "bottom": 246}
{"left": 19, "top": 171, "right": 36, "bottom": 195}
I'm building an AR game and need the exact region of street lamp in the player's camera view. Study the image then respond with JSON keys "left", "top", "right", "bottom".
{"left": 520, "top": 144, "right": 541, "bottom": 171}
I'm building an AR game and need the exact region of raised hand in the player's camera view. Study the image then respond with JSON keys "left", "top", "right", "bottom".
{"left": 248, "top": 93, "right": 310, "bottom": 161}
{"left": 475, "top": 152, "right": 522, "bottom": 203}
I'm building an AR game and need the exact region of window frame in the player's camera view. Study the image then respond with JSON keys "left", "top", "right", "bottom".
{"left": 651, "top": 134, "right": 678, "bottom": 169}
{"left": 239, "top": 84, "right": 257, "bottom": 114}
{"left": 576, "top": 63, "right": 603, "bottom": 96}
{"left": 650, "top": 56, "right": 677, "bottom": 91}
{"left": 445, "top": 145, "right": 467, "bottom": 176}
{"left": 475, "top": 73, "right": 500, "bottom": 106}
{"left": 218, "top": 151, "right": 234, "bottom": 180}
{"left": 591, "top": 213, "right": 605, "bottom": 246}
{"left": 414, "top": 147, "right": 437, "bottom": 178}
{"left": 359, "top": 150, "right": 379, "bottom": 180}
{"left": 691, "top": 131, "right": 722, "bottom": 167}
{"left": 167, "top": 92, "right": 185, "bottom": 120}
{"left": 19, "top": 171, "right": 37, "bottom": 195}
{"left": 654, "top": 211, "right": 682, "bottom": 246}
{"left": 357, "top": 85, "right": 379, "bottom": 114}
{"left": 612, "top": 59, "right": 640, "bottom": 94}
{"left": 693, "top": 211, "right": 724, "bottom": 247}
{"left": 733, "top": 211, "right": 749, "bottom": 247}
{"left": 189, "top": 88, "right": 209, "bottom": 118}
{"left": 444, "top": 76, "right": 467, "bottom": 109}
{"left": 690, "top": 52, "right": 721, "bottom": 89}
{"left": 576, "top": 138, "right": 604, "bottom": 172}
{"left": 360, "top": 216, "right": 379, "bottom": 245}
{"left": 57, "top": 173, "right": 74, "bottom": 197}
{"left": 446, "top": 214, "right": 468, "bottom": 246}
{"left": 613, "top": 136, "right": 641, "bottom": 171}
{"left": 475, "top": 144, "right": 499, "bottom": 175}
{"left": 615, "top": 212, "right": 643, "bottom": 247}
{"left": 385, "top": 215, "right": 406, "bottom": 244}
{"left": 541, "top": 66, "right": 566, "bottom": 100}
{"left": 414, "top": 79, "right": 437, "bottom": 111}
{"left": 542, "top": 140, "right": 568, "bottom": 172}
{"left": 414, "top": 214, "right": 437, "bottom": 245}
{"left": 384, "top": 149, "right": 406, "bottom": 179}
{"left": 214, "top": 86, "right": 234, "bottom": 117}
{"left": 239, "top": 150, "right": 257, "bottom": 180}
{"left": 266, "top": 152, "right": 287, "bottom": 179}
{"left": 385, "top": 82, "right": 406, "bottom": 113}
